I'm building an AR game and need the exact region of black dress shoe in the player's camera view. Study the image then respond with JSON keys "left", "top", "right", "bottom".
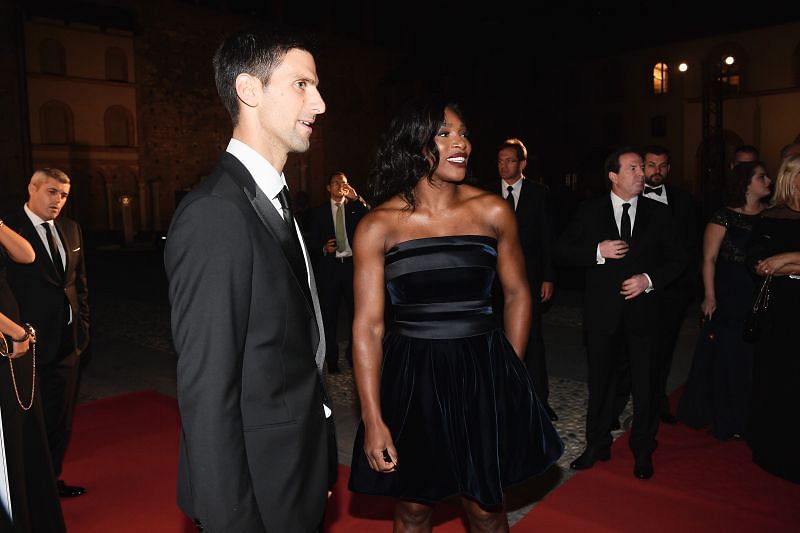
{"left": 633, "top": 454, "right": 654, "bottom": 480}
{"left": 660, "top": 411, "right": 678, "bottom": 424}
{"left": 57, "top": 480, "right": 86, "bottom": 497}
{"left": 569, "top": 447, "right": 611, "bottom": 470}
{"left": 544, "top": 404, "right": 558, "bottom": 422}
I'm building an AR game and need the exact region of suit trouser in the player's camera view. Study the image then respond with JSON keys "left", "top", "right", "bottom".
{"left": 524, "top": 298, "right": 550, "bottom": 406}
{"left": 585, "top": 326, "right": 659, "bottom": 455}
{"left": 39, "top": 324, "right": 80, "bottom": 477}
{"left": 318, "top": 258, "right": 355, "bottom": 365}
{"left": 612, "top": 287, "right": 693, "bottom": 420}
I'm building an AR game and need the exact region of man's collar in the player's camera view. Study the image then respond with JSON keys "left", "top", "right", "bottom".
{"left": 610, "top": 191, "right": 638, "bottom": 208}
{"left": 226, "top": 138, "right": 286, "bottom": 199}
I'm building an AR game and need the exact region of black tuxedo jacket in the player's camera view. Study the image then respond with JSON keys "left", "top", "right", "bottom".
{"left": 502, "top": 179, "right": 555, "bottom": 285}
{"left": 306, "top": 199, "right": 368, "bottom": 272}
{"left": 660, "top": 184, "right": 699, "bottom": 292}
{"left": 165, "top": 152, "right": 332, "bottom": 532}
{"left": 555, "top": 194, "right": 687, "bottom": 333}
{"left": 4, "top": 210, "right": 89, "bottom": 364}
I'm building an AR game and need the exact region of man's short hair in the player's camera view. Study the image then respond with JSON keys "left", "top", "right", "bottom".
{"left": 212, "top": 24, "right": 315, "bottom": 125}
{"left": 30, "top": 168, "right": 70, "bottom": 187}
{"left": 641, "top": 144, "right": 670, "bottom": 163}
{"left": 328, "top": 171, "right": 346, "bottom": 185}
{"left": 779, "top": 142, "right": 800, "bottom": 160}
{"left": 498, "top": 138, "right": 527, "bottom": 161}
{"left": 604, "top": 146, "right": 639, "bottom": 176}
{"left": 733, "top": 144, "right": 759, "bottom": 160}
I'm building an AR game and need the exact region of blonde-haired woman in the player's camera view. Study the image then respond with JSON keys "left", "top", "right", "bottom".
{"left": 747, "top": 154, "right": 800, "bottom": 484}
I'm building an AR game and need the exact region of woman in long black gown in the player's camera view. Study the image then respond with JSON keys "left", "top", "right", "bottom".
{"left": 678, "top": 161, "right": 771, "bottom": 439}
{"left": 348, "top": 98, "right": 562, "bottom": 532}
{"left": 747, "top": 154, "right": 800, "bottom": 484}
{"left": 0, "top": 221, "right": 65, "bottom": 532}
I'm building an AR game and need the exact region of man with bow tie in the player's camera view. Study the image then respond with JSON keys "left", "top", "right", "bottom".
{"left": 307, "top": 172, "right": 369, "bottom": 374}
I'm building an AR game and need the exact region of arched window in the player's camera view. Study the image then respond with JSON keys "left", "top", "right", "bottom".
{"left": 653, "top": 62, "right": 669, "bottom": 94}
{"left": 719, "top": 57, "right": 741, "bottom": 91}
{"left": 104, "top": 106, "right": 133, "bottom": 146}
{"left": 105, "top": 47, "right": 128, "bottom": 81}
{"left": 40, "top": 39, "right": 66, "bottom": 75}
{"left": 40, "top": 101, "right": 73, "bottom": 144}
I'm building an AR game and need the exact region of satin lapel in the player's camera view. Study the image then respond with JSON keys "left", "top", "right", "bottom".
{"left": 631, "top": 196, "right": 652, "bottom": 252}
{"left": 602, "top": 195, "right": 620, "bottom": 239}
{"left": 19, "top": 213, "right": 61, "bottom": 285}
{"left": 248, "top": 187, "right": 313, "bottom": 309}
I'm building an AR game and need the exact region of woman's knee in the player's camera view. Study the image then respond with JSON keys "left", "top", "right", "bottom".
{"left": 395, "top": 500, "right": 433, "bottom": 527}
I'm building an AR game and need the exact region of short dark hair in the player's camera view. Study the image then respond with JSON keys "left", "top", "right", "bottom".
{"left": 328, "top": 171, "right": 346, "bottom": 185}
{"left": 604, "top": 146, "right": 639, "bottom": 177}
{"left": 213, "top": 24, "right": 314, "bottom": 125}
{"left": 733, "top": 144, "right": 759, "bottom": 160}
{"left": 641, "top": 144, "right": 670, "bottom": 163}
{"left": 498, "top": 138, "right": 527, "bottom": 161}
{"left": 370, "top": 96, "right": 466, "bottom": 209}
{"left": 723, "top": 160, "right": 766, "bottom": 208}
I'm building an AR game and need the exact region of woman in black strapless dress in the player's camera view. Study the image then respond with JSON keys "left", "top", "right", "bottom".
{"left": 348, "top": 97, "right": 562, "bottom": 531}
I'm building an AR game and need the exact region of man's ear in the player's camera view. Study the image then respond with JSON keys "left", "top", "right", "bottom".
{"left": 519, "top": 159, "right": 527, "bottom": 173}
{"left": 235, "top": 73, "right": 261, "bottom": 109}
{"left": 608, "top": 171, "right": 618, "bottom": 186}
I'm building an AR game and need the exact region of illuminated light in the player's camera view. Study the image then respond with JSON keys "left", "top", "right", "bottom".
{"left": 724, "top": 55, "right": 735, "bottom": 65}
{"left": 120, "top": 196, "right": 132, "bottom": 206}
{"left": 678, "top": 62, "right": 688, "bottom": 72}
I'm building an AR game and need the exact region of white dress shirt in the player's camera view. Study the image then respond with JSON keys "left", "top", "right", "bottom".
{"left": 502, "top": 177, "right": 523, "bottom": 211}
{"left": 24, "top": 204, "right": 73, "bottom": 323}
{"left": 329, "top": 199, "right": 353, "bottom": 258}
{"left": 226, "top": 138, "right": 311, "bottom": 286}
{"left": 643, "top": 184, "right": 669, "bottom": 205}
{"left": 596, "top": 192, "right": 653, "bottom": 290}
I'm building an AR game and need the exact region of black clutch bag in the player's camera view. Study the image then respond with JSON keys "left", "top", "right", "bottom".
{"left": 743, "top": 274, "right": 772, "bottom": 343}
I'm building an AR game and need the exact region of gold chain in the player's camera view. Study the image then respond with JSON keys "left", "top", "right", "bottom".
{"left": 0, "top": 333, "right": 36, "bottom": 411}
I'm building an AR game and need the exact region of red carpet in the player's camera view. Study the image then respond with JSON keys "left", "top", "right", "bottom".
{"left": 516, "top": 397, "right": 800, "bottom": 532}
{"left": 62, "top": 391, "right": 800, "bottom": 532}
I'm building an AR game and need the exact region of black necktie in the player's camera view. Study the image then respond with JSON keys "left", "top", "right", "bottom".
{"left": 644, "top": 186, "right": 663, "bottom": 196}
{"left": 620, "top": 203, "right": 632, "bottom": 243}
{"left": 42, "top": 222, "right": 64, "bottom": 278}
{"left": 276, "top": 186, "right": 309, "bottom": 281}
{"left": 506, "top": 186, "right": 515, "bottom": 211}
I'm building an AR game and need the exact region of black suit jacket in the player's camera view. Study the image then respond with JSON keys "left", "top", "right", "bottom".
{"left": 306, "top": 199, "right": 368, "bottom": 274}
{"left": 4, "top": 210, "right": 89, "bottom": 364}
{"left": 555, "top": 194, "right": 687, "bottom": 333}
{"left": 165, "top": 152, "right": 332, "bottom": 532}
{"left": 503, "top": 179, "right": 555, "bottom": 285}
{"left": 660, "top": 184, "right": 699, "bottom": 293}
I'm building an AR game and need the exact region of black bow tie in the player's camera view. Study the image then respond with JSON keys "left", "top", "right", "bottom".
{"left": 644, "top": 186, "right": 663, "bottom": 196}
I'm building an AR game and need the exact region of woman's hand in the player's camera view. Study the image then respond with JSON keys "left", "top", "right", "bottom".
{"left": 756, "top": 254, "right": 791, "bottom": 276}
{"left": 701, "top": 297, "right": 716, "bottom": 319}
{"left": 363, "top": 420, "right": 398, "bottom": 473}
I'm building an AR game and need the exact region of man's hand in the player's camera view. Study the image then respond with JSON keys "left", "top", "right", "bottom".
{"left": 341, "top": 183, "right": 359, "bottom": 202}
{"left": 540, "top": 281, "right": 554, "bottom": 303}
{"left": 599, "top": 239, "right": 629, "bottom": 260}
{"left": 323, "top": 238, "right": 338, "bottom": 254}
{"left": 620, "top": 274, "right": 649, "bottom": 300}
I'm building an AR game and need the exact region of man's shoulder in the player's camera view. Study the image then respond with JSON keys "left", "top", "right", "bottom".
{"left": 177, "top": 155, "right": 250, "bottom": 210}
{"left": 3, "top": 207, "right": 27, "bottom": 226}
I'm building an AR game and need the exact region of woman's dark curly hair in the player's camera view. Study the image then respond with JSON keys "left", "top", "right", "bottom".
{"left": 369, "top": 96, "right": 466, "bottom": 209}
{"left": 723, "top": 160, "right": 766, "bottom": 208}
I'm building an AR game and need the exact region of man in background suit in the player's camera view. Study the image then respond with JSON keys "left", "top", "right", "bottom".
{"left": 497, "top": 138, "right": 558, "bottom": 421}
{"left": 556, "top": 147, "right": 686, "bottom": 479}
{"left": 307, "top": 171, "right": 369, "bottom": 373}
{"left": 5, "top": 168, "right": 90, "bottom": 498}
{"left": 165, "top": 25, "right": 334, "bottom": 531}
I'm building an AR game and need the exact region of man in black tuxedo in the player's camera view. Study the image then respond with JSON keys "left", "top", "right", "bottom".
{"left": 307, "top": 171, "right": 369, "bottom": 373}
{"left": 497, "top": 138, "right": 558, "bottom": 420}
{"left": 165, "top": 26, "right": 335, "bottom": 532}
{"left": 5, "top": 168, "right": 90, "bottom": 498}
{"left": 556, "top": 147, "right": 686, "bottom": 479}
